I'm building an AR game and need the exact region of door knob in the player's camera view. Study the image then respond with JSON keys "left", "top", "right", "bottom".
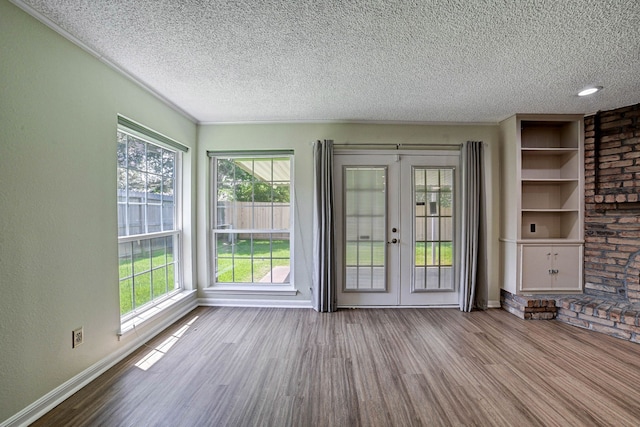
{"left": 387, "top": 238, "right": 398, "bottom": 244}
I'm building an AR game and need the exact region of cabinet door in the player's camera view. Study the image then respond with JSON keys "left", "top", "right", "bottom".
{"left": 520, "top": 244, "right": 582, "bottom": 292}
{"left": 520, "top": 245, "right": 553, "bottom": 291}
{"left": 551, "top": 245, "right": 581, "bottom": 291}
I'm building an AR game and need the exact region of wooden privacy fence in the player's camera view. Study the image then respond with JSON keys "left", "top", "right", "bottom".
{"left": 117, "top": 191, "right": 174, "bottom": 236}
{"left": 217, "top": 202, "right": 291, "bottom": 240}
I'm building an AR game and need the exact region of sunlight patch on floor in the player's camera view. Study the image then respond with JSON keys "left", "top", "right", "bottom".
{"left": 135, "top": 315, "right": 199, "bottom": 371}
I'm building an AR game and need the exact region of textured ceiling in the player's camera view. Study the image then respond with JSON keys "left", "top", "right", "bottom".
{"left": 14, "top": 0, "right": 640, "bottom": 123}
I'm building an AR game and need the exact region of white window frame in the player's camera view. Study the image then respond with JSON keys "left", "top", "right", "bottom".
{"left": 208, "top": 151, "right": 296, "bottom": 296}
{"left": 117, "top": 117, "right": 187, "bottom": 323}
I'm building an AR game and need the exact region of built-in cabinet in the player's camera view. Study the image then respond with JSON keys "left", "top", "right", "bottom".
{"left": 500, "top": 114, "right": 584, "bottom": 294}
{"left": 520, "top": 244, "right": 582, "bottom": 292}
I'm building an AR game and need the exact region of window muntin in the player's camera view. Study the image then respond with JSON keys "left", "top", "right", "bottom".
{"left": 117, "top": 131, "right": 176, "bottom": 236}
{"left": 212, "top": 155, "right": 292, "bottom": 285}
{"left": 413, "top": 167, "right": 454, "bottom": 291}
{"left": 117, "top": 129, "right": 181, "bottom": 318}
{"left": 343, "top": 166, "right": 387, "bottom": 291}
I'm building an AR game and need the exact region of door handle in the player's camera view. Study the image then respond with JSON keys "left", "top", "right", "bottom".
{"left": 387, "top": 238, "right": 399, "bottom": 244}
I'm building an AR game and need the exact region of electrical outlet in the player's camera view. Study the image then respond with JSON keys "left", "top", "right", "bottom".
{"left": 72, "top": 327, "right": 84, "bottom": 348}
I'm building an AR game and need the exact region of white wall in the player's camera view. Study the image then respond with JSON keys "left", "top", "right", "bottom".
{"left": 0, "top": 0, "right": 196, "bottom": 422}
{"left": 197, "top": 123, "right": 501, "bottom": 307}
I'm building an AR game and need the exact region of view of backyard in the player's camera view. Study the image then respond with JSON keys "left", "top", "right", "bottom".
{"left": 345, "top": 241, "right": 453, "bottom": 265}
{"left": 119, "top": 242, "right": 176, "bottom": 316}
{"left": 215, "top": 238, "right": 290, "bottom": 283}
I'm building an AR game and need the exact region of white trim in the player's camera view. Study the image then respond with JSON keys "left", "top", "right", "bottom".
{"left": 199, "top": 119, "right": 498, "bottom": 126}
{"left": 337, "top": 304, "right": 460, "bottom": 309}
{"left": 1, "top": 294, "right": 198, "bottom": 427}
{"left": 334, "top": 144, "right": 462, "bottom": 151}
{"left": 117, "top": 230, "right": 179, "bottom": 244}
{"left": 119, "top": 290, "right": 197, "bottom": 336}
{"left": 204, "top": 285, "right": 298, "bottom": 296}
{"left": 199, "top": 297, "right": 312, "bottom": 308}
{"left": 118, "top": 116, "right": 188, "bottom": 153}
{"left": 209, "top": 154, "right": 295, "bottom": 289}
{"left": 8, "top": 0, "right": 197, "bottom": 124}
{"left": 487, "top": 300, "right": 502, "bottom": 308}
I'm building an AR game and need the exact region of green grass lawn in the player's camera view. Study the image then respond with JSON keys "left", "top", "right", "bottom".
{"left": 346, "top": 241, "right": 452, "bottom": 266}
{"left": 119, "top": 249, "right": 175, "bottom": 316}
{"left": 415, "top": 241, "right": 453, "bottom": 265}
{"left": 216, "top": 239, "right": 290, "bottom": 283}
{"left": 119, "top": 238, "right": 449, "bottom": 315}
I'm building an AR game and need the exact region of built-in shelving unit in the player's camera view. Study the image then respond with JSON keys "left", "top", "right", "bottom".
{"left": 500, "top": 115, "right": 584, "bottom": 294}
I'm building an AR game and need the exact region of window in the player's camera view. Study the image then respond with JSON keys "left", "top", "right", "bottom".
{"left": 117, "top": 116, "right": 187, "bottom": 319}
{"left": 210, "top": 152, "right": 293, "bottom": 288}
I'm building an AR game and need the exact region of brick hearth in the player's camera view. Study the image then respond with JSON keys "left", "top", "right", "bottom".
{"left": 557, "top": 295, "right": 640, "bottom": 343}
{"left": 500, "top": 290, "right": 640, "bottom": 344}
{"left": 500, "top": 290, "right": 558, "bottom": 320}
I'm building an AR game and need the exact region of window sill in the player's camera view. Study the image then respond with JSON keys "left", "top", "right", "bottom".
{"left": 205, "top": 284, "right": 298, "bottom": 296}
{"left": 119, "top": 289, "right": 197, "bottom": 337}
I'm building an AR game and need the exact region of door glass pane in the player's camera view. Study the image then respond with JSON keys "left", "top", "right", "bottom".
{"left": 413, "top": 167, "right": 454, "bottom": 291}
{"left": 343, "top": 167, "right": 386, "bottom": 291}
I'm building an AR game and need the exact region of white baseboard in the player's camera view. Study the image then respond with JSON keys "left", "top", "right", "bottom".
{"left": 199, "top": 297, "right": 312, "bottom": 309}
{"left": 337, "top": 304, "right": 460, "bottom": 309}
{"left": 487, "top": 299, "right": 502, "bottom": 308}
{"left": 2, "top": 296, "right": 198, "bottom": 427}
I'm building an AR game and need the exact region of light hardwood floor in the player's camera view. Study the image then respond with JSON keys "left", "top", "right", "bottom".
{"left": 32, "top": 307, "right": 640, "bottom": 426}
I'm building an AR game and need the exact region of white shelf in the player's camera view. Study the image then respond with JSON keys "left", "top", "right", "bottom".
{"left": 522, "top": 178, "right": 578, "bottom": 182}
{"left": 522, "top": 209, "right": 579, "bottom": 212}
{"left": 521, "top": 148, "right": 579, "bottom": 154}
{"left": 521, "top": 150, "right": 579, "bottom": 180}
{"left": 521, "top": 180, "right": 579, "bottom": 210}
{"left": 521, "top": 211, "right": 580, "bottom": 240}
{"left": 520, "top": 120, "right": 580, "bottom": 149}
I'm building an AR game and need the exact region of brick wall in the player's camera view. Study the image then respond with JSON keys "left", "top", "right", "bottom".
{"left": 584, "top": 103, "right": 640, "bottom": 302}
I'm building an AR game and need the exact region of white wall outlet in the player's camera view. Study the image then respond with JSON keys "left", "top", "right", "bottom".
{"left": 72, "top": 327, "right": 84, "bottom": 348}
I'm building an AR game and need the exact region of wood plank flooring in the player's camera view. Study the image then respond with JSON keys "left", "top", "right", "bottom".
{"left": 32, "top": 307, "right": 640, "bottom": 426}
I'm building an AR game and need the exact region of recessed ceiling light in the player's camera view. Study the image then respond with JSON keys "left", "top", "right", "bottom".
{"left": 578, "top": 86, "right": 603, "bottom": 97}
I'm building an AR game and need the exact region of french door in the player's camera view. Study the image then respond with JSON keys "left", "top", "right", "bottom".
{"left": 335, "top": 151, "right": 460, "bottom": 307}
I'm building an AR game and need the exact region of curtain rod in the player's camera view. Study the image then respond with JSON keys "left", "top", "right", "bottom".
{"left": 333, "top": 143, "right": 462, "bottom": 150}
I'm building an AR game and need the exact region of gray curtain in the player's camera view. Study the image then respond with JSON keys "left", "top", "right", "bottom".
{"left": 312, "top": 140, "right": 336, "bottom": 312}
{"left": 459, "top": 141, "right": 486, "bottom": 312}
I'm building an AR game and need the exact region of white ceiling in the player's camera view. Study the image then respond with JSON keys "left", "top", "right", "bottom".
{"left": 14, "top": 0, "right": 640, "bottom": 124}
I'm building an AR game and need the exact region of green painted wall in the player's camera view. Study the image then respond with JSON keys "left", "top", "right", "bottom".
{"left": 197, "top": 123, "right": 501, "bottom": 306}
{"left": 0, "top": 0, "right": 196, "bottom": 421}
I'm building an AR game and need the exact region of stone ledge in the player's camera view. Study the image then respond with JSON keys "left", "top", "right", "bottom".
{"left": 501, "top": 290, "right": 640, "bottom": 344}
{"left": 556, "top": 295, "right": 640, "bottom": 343}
